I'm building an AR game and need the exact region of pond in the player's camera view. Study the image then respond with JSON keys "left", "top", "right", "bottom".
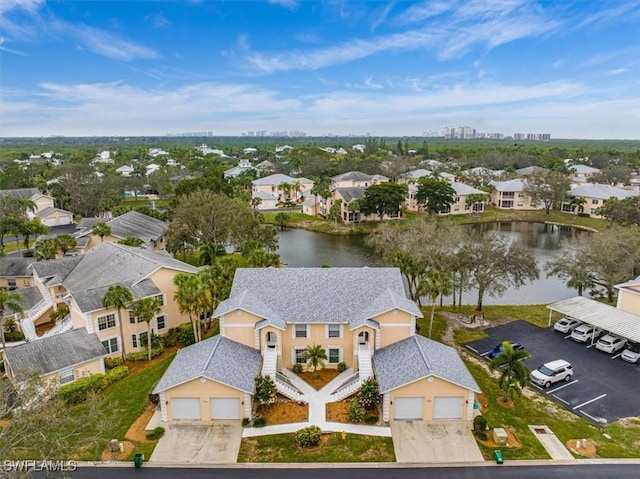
{"left": 276, "top": 221, "right": 588, "bottom": 306}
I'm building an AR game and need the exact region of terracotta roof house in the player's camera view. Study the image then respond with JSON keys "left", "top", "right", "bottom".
{"left": 153, "top": 268, "right": 480, "bottom": 423}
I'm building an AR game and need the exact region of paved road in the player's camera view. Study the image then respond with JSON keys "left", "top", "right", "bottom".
{"left": 35, "top": 464, "right": 640, "bottom": 479}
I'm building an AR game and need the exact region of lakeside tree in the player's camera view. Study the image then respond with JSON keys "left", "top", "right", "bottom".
{"left": 358, "top": 183, "right": 408, "bottom": 222}
{"left": 597, "top": 196, "right": 640, "bottom": 225}
{"left": 102, "top": 284, "right": 134, "bottom": 361}
{"left": 328, "top": 198, "right": 343, "bottom": 226}
{"left": 0, "top": 289, "right": 23, "bottom": 349}
{"left": 274, "top": 212, "right": 291, "bottom": 230}
{"left": 523, "top": 172, "right": 571, "bottom": 214}
{"left": 463, "top": 233, "right": 539, "bottom": 310}
{"left": 415, "top": 178, "right": 456, "bottom": 215}
{"left": 545, "top": 239, "right": 595, "bottom": 296}
{"left": 418, "top": 269, "right": 453, "bottom": 337}
{"left": 490, "top": 341, "right": 531, "bottom": 403}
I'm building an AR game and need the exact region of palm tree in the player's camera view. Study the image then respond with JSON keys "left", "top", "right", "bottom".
{"left": 301, "top": 344, "right": 327, "bottom": 375}
{"left": 0, "top": 289, "right": 24, "bottom": 349}
{"left": 310, "top": 177, "right": 331, "bottom": 217}
{"left": 571, "top": 197, "right": 587, "bottom": 216}
{"left": 290, "top": 179, "right": 302, "bottom": 202}
{"left": 92, "top": 221, "right": 112, "bottom": 242}
{"left": 173, "top": 273, "right": 203, "bottom": 342}
{"left": 21, "top": 218, "right": 49, "bottom": 250}
{"left": 279, "top": 182, "right": 292, "bottom": 202}
{"left": 131, "top": 296, "right": 162, "bottom": 361}
{"left": 34, "top": 238, "right": 57, "bottom": 261}
{"left": 418, "top": 269, "right": 453, "bottom": 338}
{"left": 102, "top": 284, "right": 134, "bottom": 361}
{"left": 118, "top": 236, "right": 144, "bottom": 247}
{"left": 55, "top": 234, "right": 77, "bottom": 256}
{"left": 490, "top": 341, "right": 531, "bottom": 403}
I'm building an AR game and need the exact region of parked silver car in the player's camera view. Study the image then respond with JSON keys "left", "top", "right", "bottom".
{"left": 595, "top": 334, "right": 627, "bottom": 354}
{"left": 621, "top": 343, "right": 640, "bottom": 363}
{"left": 553, "top": 317, "right": 582, "bottom": 333}
{"left": 570, "top": 324, "right": 603, "bottom": 343}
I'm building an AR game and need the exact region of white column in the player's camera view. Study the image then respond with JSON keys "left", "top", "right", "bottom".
{"left": 382, "top": 393, "right": 390, "bottom": 422}
{"left": 467, "top": 390, "right": 476, "bottom": 420}
{"left": 219, "top": 315, "right": 225, "bottom": 336}
{"left": 159, "top": 392, "right": 168, "bottom": 422}
{"left": 244, "top": 393, "right": 252, "bottom": 419}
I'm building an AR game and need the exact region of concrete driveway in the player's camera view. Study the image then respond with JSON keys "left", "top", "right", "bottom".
{"left": 149, "top": 421, "right": 242, "bottom": 464}
{"left": 391, "top": 421, "right": 484, "bottom": 463}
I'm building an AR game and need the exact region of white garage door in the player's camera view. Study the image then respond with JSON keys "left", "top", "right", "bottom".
{"left": 433, "top": 397, "right": 464, "bottom": 420}
{"left": 58, "top": 216, "right": 72, "bottom": 225}
{"left": 393, "top": 397, "right": 424, "bottom": 420}
{"left": 210, "top": 398, "right": 241, "bottom": 420}
{"left": 171, "top": 398, "right": 201, "bottom": 420}
{"left": 43, "top": 218, "right": 57, "bottom": 227}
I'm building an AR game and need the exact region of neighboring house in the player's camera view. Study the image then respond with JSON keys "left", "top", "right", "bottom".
{"left": 13, "top": 242, "right": 198, "bottom": 355}
{"left": 515, "top": 166, "right": 549, "bottom": 176}
{"left": 560, "top": 184, "right": 640, "bottom": 218}
{"left": 322, "top": 171, "right": 393, "bottom": 222}
{"left": 75, "top": 210, "right": 168, "bottom": 253}
{"left": 405, "top": 182, "right": 486, "bottom": 215}
{"left": 275, "top": 145, "right": 293, "bottom": 153}
{"left": 3, "top": 328, "right": 106, "bottom": 389}
{"left": 489, "top": 179, "right": 541, "bottom": 210}
{"left": 255, "top": 160, "right": 274, "bottom": 173}
{"left": 243, "top": 147, "right": 257, "bottom": 155}
{"left": 251, "top": 174, "right": 314, "bottom": 209}
{"left": 0, "top": 258, "right": 36, "bottom": 290}
{"left": 153, "top": 267, "right": 479, "bottom": 423}
{"left": 0, "top": 188, "right": 74, "bottom": 226}
{"left": 302, "top": 194, "right": 321, "bottom": 217}
{"left": 116, "top": 165, "right": 135, "bottom": 177}
{"left": 616, "top": 275, "right": 640, "bottom": 316}
{"left": 224, "top": 159, "right": 256, "bottom": 179}
{"left": 568, "top": 164, "right": 600, "bottom": 179}
{"left": 330, "top": 171, "right": 389, "bottom": 190}
{"left": 399, "top": 170, "right": 455, "bottom": 184}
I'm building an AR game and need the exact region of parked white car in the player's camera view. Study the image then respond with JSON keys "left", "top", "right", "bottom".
{"left": 621, "top": 343, "right": 640, "bottom": 364}
{"left": 553, "top": 317, "right": 582, "bottom": 333}
{"left": 595, "top": 334, "right": 627, "bottom": 354}
{"left": 570, "top": 324, "right": 603, "bottom": 343}
{"left": 531, "top": 360, "right": 573, "bottom": 388}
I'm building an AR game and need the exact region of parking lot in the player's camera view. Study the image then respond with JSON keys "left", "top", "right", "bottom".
{"left": 464, "top": 320, "right": 640, "bottom": 425}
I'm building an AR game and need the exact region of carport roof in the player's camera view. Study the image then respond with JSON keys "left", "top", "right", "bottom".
{"left": 547, "top": 296, "right": 640, "bottom": 343}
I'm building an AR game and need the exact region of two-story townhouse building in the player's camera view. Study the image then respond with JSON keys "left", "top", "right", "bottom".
{"left": 405, "top": 181, "right": 487, "bottom": 215}
{"left": 0, "top": 188, "right": 74, "bottom": 226}
{"left": 489, "top": 179, "right": 541, "bottom": 210}
{"left": 153, "top": 268, "right": 480, "bottom": 423}
{"left": 560, "top": 184, "right": 639, "bottom": 218}
{"left": 251, "top": 174, "right": 314, "bottom": 210}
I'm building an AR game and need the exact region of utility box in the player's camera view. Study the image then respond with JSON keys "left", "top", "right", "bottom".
{"left": 493, "top": 428, "right": 508, "bottom": 446}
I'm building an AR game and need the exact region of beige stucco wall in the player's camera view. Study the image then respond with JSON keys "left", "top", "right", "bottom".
{"left": 33, "top": 195, "right": 54, "bottom": 212}
{"left": 281, "top": 323, "right": 354, "bottom": 369}
{"left": 38, "top": 357, "right": 104, "bottom": 389}
{"left": 41, "top": 209, "right": 73, "bottom": 224}
{"left": 0, "top": 275, "right": 32, "bottom": 290}
{"left": 491, "top": 191, "right": 540, "bottom": 210}
{"left": 221, "top": 309, "right": 261, "bottom": 347}
{"left": 389, "top": 376, "right": 471, "bottom": 421}
{"left": 374, "top": 309, "right": 413, "bottom": 348}
{"left": 163, "top": 377, "right": 246, "bottom": 421}
{"left": 618, "top": 289, "right": 640, "bottom": 316}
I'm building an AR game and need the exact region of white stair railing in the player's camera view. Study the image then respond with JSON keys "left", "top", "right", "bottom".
{"left": 43, "top": 315, "right": 73, "bottom": 337}
{"left": 261, "top": 346, "right": 277, "bottom": 378}
{"left": 358, "top": 343, "right": 373, "bottom": 379}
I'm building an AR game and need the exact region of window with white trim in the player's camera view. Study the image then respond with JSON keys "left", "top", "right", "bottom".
{"left": 59, "top": 368, "right": 74, "bottom": 384}
{"left": 294, "top": 348, "right": 305, "bottom": 364}
{"left": 328, "top": 348, "right": 341, "bottom": 364}
{"left": 156, "top": 315, "right": 166, "bottom": 330}
{"left": 327, "top": 324, "right": 342, "bottom": 338}
{"left": 102, "top": 337, "right": 119, "bottom": 354}
{"left": 294, "top": 324, "right": 308, "bottom": 338}
{"left": 131, "top": 334, "right": 138, "bottom": 348}
{"left": 154, "top": 294, "right": 165, "bottom": 306}
{"left": 97, "top": 314, "right": 116, "bottom": 331}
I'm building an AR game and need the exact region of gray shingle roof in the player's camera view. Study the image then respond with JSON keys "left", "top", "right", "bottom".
{"left": 72, "top": 279, "right": 162, "bottom": 313}
{"left": 153, "top": 335, "right": 262, "bottom": 394}
{"left": 331, "top": 171, "right": 373, "bottom": 182}
{"left": 252, "top": 173, "right": 313, "bottom": 186}
{"left": 489, "top": 178, "right": 526, "bottom": 192}
{"left": 515, "top": 166, "right": 549, "bottom": 175}
{"left": 76, "top": 218, "right": 102, "bottom": 230}
{"left": 569, "top": 165, "right": 600, "bottom": 174}
{"left": 373, "top": 335, "right": 480, "bottom": 393}
{"left": 3, "top": 328, "right": 106, "bottom": 376}
{"left": 31, "top": 256, "right": 83, "bottom": 285}
{"left": 569, "top": 184, "right": 639, "bottom": 201}
{"left": 451, "top": 182, "right": 485, "bottom": 196}
{"left": 35, "top": 207, "right": 71, "bottom": 218}
{"left": 213, "top": 268, "right": 422, "bottom": 330}
{"left": 15, "top": 286, "right": 44, "bottom": 312}
{"left": 105, "top": 210, "right": 168, "bottom": 245}
{"left": 0, "top": 258, "right": 36, "bottom": 277}
{"left": 335, "top": 186, "right": 366, "bottom": 203}
{"left": 0, "top": 188, "right": 40, "bottom": 200}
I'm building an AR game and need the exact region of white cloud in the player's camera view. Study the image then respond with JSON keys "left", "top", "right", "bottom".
{"left": 68, "top": 24, "right": 159, "bottom": 61}
{"left": 268, "top": 0, "right": 298, "bottom": 10}
{"left": 606, "top": 67, "right": 629, "bottom": 76}
{"left": 145, "top": 12, "right": 171, "bottom": 29}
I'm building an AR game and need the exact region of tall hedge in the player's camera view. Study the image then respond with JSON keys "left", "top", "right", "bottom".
{"left": 58, "top": 366, "right": 129, "bottom": 405}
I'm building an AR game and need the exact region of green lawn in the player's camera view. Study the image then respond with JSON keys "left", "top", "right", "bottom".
{"left": 238, "top": 432, "right": 395, "bottom": 462}
{"left": 262, "top": 212, "right": 322, "bottom": 224}
{"left": 443, "top": 304, "right": 553, "bottom": 330}
{"left": 63, "top": 354, "right": 174, "bottom": 460}
{"left": 416, "top": 309, "right": 448, "bottom": 343}
{"left": 466, "top": 355, "right": 640, "bottom": 459}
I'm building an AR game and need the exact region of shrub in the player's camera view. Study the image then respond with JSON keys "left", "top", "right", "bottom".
{"left": 126, "top": 346, "right": 163, "bottom": 362}
{"left": 358, "top": 377, "right": 380, "bottom": 410}
{"left": 4, "top": 331, "right": 25, "bottom": 342}
{"left": 337, "top": 362, "right": 347, "bottom": 373}
{"left": 59, "top": 374, "right": 107, "bottom": 405}
{"left": 161, "top": 328, "right": 179, "bottom": 348}
{"left": 295, "top": 425, "right": 322, "bottom": 448}
{"left": 476, "top": 430, "right": 488, "bottom": 441}
{"left": 473, "top": 415, "right": 488, "bottom": 433}
{"left": 149, "top": 393, "right": 160, "bottom": 405}
{"left": 177, "top": 323, "right": 195, "bottom": 346}
{"left": 254, "top": 375, "right": 277, "bottom": 406}
{"left": 292, "top": 363, "right": 303, "bottom": 374}
{"left": 348, "top": 397, "right": 366, "bottom": 422}
{"left": 365, "top": 416, "right": 379, "bottom": 425}
{"left": 105, "top": 365, "right": 129, "bottom": 385}
{"left": 242, "top": 418, "right": 251, "bottom": 427}
{"left": 145, "top": 427, "right": 165, "bottom": 440}
{"left": 253, "top": 417, "right": 267, "bottom": 428}
{"left": 104, "top": 356, "right": 124, "bottom": 370}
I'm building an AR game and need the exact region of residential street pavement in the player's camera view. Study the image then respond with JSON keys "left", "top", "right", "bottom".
{"left": 36, "top": 463, "right": 640, "bottom": 479}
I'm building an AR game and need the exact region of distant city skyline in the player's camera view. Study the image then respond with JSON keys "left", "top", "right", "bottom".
{"left": 1, "top": 1, "right": 639, "bottom": 139}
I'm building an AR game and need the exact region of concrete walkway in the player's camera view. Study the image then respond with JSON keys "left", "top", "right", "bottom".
{"left": 528, "top": 425, "right": 575, "bottom": 460}
{"left": 243, "top": 369, "right": 391, "bottom": 438}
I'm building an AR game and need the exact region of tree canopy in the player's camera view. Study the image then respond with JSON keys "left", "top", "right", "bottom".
{"left": 415, "top": 178, "right": 456, "bottom": 215}
{"left": 358, "top": 183, "right": 408, "bottom": 221}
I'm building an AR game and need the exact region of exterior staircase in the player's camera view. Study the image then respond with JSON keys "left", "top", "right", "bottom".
{"left": 261, "top": 346, "right": 277, "bottom": 378}
{"left": 330, "top": 344, "right": 374, "bottom": 401}
{"left": 262, "top": 346, "right": 305, "bottom": 401}
{"left": 43, "top": 315, "right": 73, "bottom": 338}
{"left": 19, "top": 295, "right": 53, "bottom": 341}
{"left": 331, "top": 373, "right": 361, "bottom": 401}
{"left": 358, "top": 343, "right": 373, "bottom": 380}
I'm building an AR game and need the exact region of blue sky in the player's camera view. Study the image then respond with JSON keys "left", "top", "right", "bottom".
{"left": 1, "top": 0, "right": 639, "bottom": 138}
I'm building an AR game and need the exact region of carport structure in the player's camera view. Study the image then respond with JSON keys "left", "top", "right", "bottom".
{"left": 547, "top": 296, "right": 640, "bottom": 343}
